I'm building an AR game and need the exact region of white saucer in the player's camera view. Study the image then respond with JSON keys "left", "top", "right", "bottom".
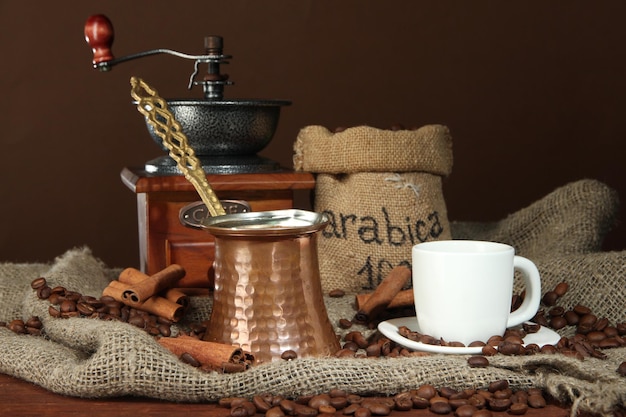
{"left": 377, "top": 317, "right": 561, "bottom": 355}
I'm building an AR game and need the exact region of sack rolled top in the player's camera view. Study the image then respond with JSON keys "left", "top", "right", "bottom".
{"left": 293, "top": 125, "right": 453, "bottom": 175}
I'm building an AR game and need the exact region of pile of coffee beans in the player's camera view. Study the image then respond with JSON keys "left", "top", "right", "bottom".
{"left": 20, "top": 276, "right": 176, "bottom": 337}
{"left": 332, "top": 281, "right": 625, "bottom": 362}
{"left": 217, "top": 381, "right": 550, "bottom": 417}
{"left": 329, "top": 281, "right": 626, "bottom": 381}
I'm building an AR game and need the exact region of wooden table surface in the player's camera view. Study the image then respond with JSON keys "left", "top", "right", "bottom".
{"left": 0, "top": 372, "right": 583, "bottom": 417}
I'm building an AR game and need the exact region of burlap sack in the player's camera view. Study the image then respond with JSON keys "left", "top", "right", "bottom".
{"left": 0, "top": 180, "right": 625, "bottom": 415}
{"left": 294, "top": 125, "right": 454, "bottom": 292}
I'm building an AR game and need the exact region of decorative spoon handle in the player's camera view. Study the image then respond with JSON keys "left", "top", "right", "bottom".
{"left": 130, "top": 76, "right": 226, "bottom": 217}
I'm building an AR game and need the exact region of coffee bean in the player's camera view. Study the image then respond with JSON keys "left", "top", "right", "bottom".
{"left": 329, "top": 289, "right": 345, "bottom": 297}
{"left": 573, "top": 304, "right": 591, "bottom": 315}
{"left": 31, "top": 277, "right": 47, "bottom": 289}
{"left": 579, "top": 314, "right": 597, "bottom": 327}
{"left": 280, "top": 350, "right": 297, "bottom": 361}
{"left": 511, "top": 294, "right": 523, "bottom": 312}
{"left": 158, "top": 323, "right": 171, "bottom": 337}
{"left": 393, "top": 392, "right": 412, "bottom": 411}
{"left": 365, "top": 343, "right": 381, "bottom": 357}
{"left": 586, "top": 331, "right": 607, "bottom": 343}
{"left": 36, "top": 285, "right": 52, "bottom": 300}
{"left": 488, "top": 397, "right": 511, "bottom": 411}
{"left": 429, "top": 401, "right": 452, "bottom": 414}
{"left": 564, "top": 310, "right": 580, "bottom": 325}
{"left": 416, "top": 384, "right": 437, "bottom": 400}
{"left": 468, "top": 340, "right": 486, "bottom": 347}
{"left": 467, "top": 356, "right": 490, "bottom": 368}
{"left": 330, "top": 396, "right": 349, "bottom": 409}
{"left": 541, "top": 291, "right": 559, "bottom": 306}
{"left": 473, "top": 410, "right": 493, "bottom": 417}
{"left": 251, "top": 396, "right": 272, "bottom": 413}
{"left": 498, "top": 341, "right": 524, "bottom": 356}
{"left": 8, "top": 319, "right": 26, "bottom": 334}
{"left": 411, "top": 396, "right": 429, "bottom": 409}
{"left": 279, "top": 399, "right": 298, "bottom": 415}
{"left": 448, "top": 398, "right": 468, "bottom": 409}
{"left": 481, "top": 345, "right": 498, "bottom": 356}
{"left": 508, "top": 402, "right": 529, "bottom": 415}
{"left": 487, "top": 335, "right": 504, "bottom": 346}
{"left": 60, "top": 300, "right": 77, "bottom": 313}
{"left": 598, "top": 338, "right": 621, "bottom": 349}
{"left": 326, "top": 388, "right": 346, "bottom": 398}
{"left": 344, "top": 403, "right": 361, "bottom": 414}
{"left": 488, "top": 380, "right": 508, "bottom": 393}
{"left": 593, "top": 317, "right": 609, "bottom": 332}
{"left": 47, "top": 293, "right": 62, "bottom": 305}
{"left": 577, "top": 323, "right": 593, "bottom": 335}
{"left": 553, "top": 282, "right": 569, "bottom": 297}
{"left": 522, "top": 322, "right": 541, "bottom": 333}
{"left": 493, "top": 389, "right": 512, "bottom": 399}
{"left": 76, "top": 302, "right": 95, "bottom": 316}
{"left": 548, "top": 306, "right": 565, "bottom": 317}
{"left": 468, "top": 394, "right": 486, "bottom": 409}
{"left": 265, "top": 406, "right": 285, "bottom": 417}
{"left": 504, "top": 335, "right": 524, "bottom": 344}
{"left": 527, "top": 394, "right": 546, "bottom": 408}
{"left": 308, "top": 394, "right": 331, "bottom": 409}
{"left": 363, "top": 401, "right": 390, "bottom": 416}
{"left": 533, "top": 311, "right": 550, "bottom": 327}
{"left": 25, "top": 316, "right": 42, "bottom": 329}
{"left": 603, "top": 326, "right": 618, "bottom": 338}
{"left": 50, "top": 286, "right": 66, "bottom": 295}
{"left": 454, "top": 404, "right": 478, "bottom": 417}
{"left": 295, "top": 404, "right": 318, "bottom": 417}
{"left": 319, "top": 405, "right": 336, "bottom": 414}
{"left": 339, "top": 318, "right": 353, "bottom": 329}
{"left": 353, "top": 407, "right": 371, "bottom": 417}
{"left": 230, "top": 400, "right": 256, "bottom": 417}
{"left": 335, "top": 348, "right": 355, "bottom": 358}
{"left": 617, "top": 361, "right": 626, "bottom": 377}
{"left": 439, "top": 387, "right": 457, "bottom": 399}
{"left": 549, "top": 316, "right": 568, "bottom": 330}
{"left": 510, "top": 390, "right": 528, "bottom": 404}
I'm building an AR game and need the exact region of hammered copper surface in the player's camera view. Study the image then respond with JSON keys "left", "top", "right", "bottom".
{"left": 204, "top": 228, "right": 340, "bottom": 364}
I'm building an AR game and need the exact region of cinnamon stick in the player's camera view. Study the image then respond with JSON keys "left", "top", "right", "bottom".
{"left": 120, "top": 264, "right": 185, "bottom": 305}
{"left": 164, "top": 288, "right": 189, "bottom": 309}
{"left": 355, "top": 289, "right": 414, "bottom": 311}
{"left": 354, "top": 266, "right": 411, "bottom": 323}
{"left": 103, "top": 281, "right": 185, "bottom": 322}
{"left": 117, "top": 266, "right": 189, "bottom": 308}
{"left": 158, "top": 334, "right": 255, "bottom": 371}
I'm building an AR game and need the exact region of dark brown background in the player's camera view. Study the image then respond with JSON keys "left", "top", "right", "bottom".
{"left": 1, "top": 1, "right": 625, "bottom": 268}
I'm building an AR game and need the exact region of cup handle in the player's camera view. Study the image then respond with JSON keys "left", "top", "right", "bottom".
{"left": 507, "top": 256, "right": 541, "bottom": 328}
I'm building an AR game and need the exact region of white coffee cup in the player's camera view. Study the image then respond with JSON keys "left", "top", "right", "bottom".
{"left": 412, "top": 240, "right": 541, "bottom": 346}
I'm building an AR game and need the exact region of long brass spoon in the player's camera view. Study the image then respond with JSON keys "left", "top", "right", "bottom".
{"left": 130, "top": 76, "right": 226, "bottom": 217}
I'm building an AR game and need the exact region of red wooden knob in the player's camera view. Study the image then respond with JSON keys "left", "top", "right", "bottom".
{"left": 84, "top": 14, "right": 115, "bottom": 65}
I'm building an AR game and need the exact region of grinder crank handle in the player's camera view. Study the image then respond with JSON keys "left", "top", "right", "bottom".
{"left": 84, "top": 15, "right": 115, "bottom": 69}
{"left": 84, "top": 14, "right": 227, "bottom": 72}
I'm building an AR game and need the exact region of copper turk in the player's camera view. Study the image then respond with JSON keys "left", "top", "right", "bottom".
{"left": 132, "top": 77, "right": 339, "bottom": 364}
{"left": 192, "top": 209, "right": 340, "bottom": 364}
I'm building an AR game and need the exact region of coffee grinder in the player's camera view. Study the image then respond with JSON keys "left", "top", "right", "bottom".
{"left": 84, "top": 15, "right": 315, "bottom": 288}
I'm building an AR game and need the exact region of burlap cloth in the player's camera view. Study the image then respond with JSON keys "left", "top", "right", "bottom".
{"left": 0, "top": 179, "right": 624, "bottom": 415}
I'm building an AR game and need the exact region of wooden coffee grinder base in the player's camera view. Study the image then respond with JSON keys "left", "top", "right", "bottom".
{"left": 121, "top": 166, "right": 315, "bottom": 288}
